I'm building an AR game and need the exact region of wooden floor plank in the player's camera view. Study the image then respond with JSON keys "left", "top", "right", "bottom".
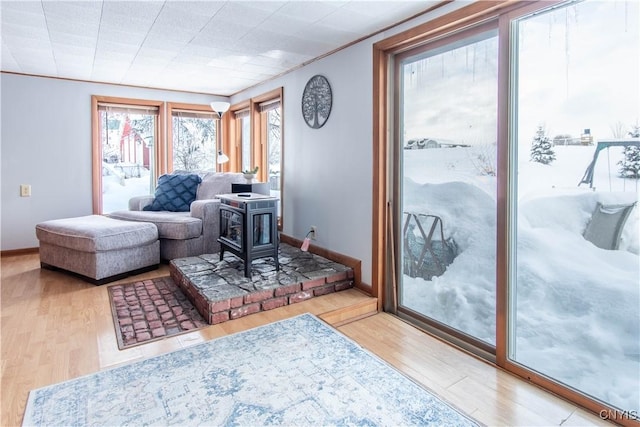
{"left": 337, "top": 314, "right": 612, "bottom": 427}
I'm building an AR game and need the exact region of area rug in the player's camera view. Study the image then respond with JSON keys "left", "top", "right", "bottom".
{"left": 23, "top": 313, "right": 479, "bottom": 427}
{"left": 107, "top": 276, "right": 207, "bottom": 349}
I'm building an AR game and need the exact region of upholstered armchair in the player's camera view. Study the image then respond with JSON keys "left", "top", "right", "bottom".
{"left": 108, "top": 172, "right": 251, "bottom": 260}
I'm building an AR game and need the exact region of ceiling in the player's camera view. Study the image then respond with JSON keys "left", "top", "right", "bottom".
{"left": 1, "top": 1, "right": 440, "bottom": 96}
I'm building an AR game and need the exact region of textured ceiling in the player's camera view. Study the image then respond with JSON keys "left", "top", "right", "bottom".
{"left": 1, "top": 1, "right": 440, "bottom": 95}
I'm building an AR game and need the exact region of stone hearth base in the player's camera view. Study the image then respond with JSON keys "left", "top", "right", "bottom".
{"left": 169, "top": 243, "right": 354, "bottom": 324}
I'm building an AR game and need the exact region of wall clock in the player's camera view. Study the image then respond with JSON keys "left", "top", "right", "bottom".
{"left": 301, "top": 75, "right": 332, "bottom": 129}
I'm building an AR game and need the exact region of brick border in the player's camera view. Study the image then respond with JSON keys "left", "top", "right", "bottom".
{"left": 171, "top": 266, "right": 354, "bottom": 325}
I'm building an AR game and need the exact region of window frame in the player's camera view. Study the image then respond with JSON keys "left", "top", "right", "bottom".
{"left": 167, "top": 102, "right": 219, "bottom": 173}
{"left": 393, "top": 20, "right": 500, "bottom": 357}
{"left": 251, "top": 88, "right": 283, "bottom": 182}
{"left": 93, "top": 96, "right": 268, "bottom": 214}
{"left": 91, "top": 95, "right": 164, "bottom": 214}
{"left": 230, "top": 87, "right": 284, "bottom": 230}
{"left": 255, "top": 89, "right": 283, "bottom": 230}
{"left": 228, "top": 101, "right": 251, "bottom": 172}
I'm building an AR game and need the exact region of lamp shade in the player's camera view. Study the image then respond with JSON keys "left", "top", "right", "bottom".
{"left": 210, "top": 101, "right": 230, "bottom": 115}
{"left": 217, "top": 150, "right": 229, "bottom": 164}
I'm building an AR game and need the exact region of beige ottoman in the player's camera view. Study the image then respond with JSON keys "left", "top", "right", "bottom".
{"left": 36, "top": 215, "right": 160, "bottom": 285}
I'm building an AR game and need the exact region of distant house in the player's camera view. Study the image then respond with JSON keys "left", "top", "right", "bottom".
{"left": 404, "top": 138, "right": 470, "bottom": 149}
{"left": 424, "top": 139, "right": 440, "bottom": 148}
{"left": 553, "top": 130, "right": 593, "bottom": 146}
{"left": 580, "top": 129, "right": 594, "bottom": 145}
{"left": 404, "top": 138, "right": 441, "bottom": 149}
{"left": 405, "top": 138, "right": 427, "bottom": 149}
{"left": 552, "top": 134, "right": 574, "bottom": 146}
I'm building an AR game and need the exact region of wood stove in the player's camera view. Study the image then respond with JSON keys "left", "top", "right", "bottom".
{"left": 217, "top": 193, "right": 279, "bottom": 277}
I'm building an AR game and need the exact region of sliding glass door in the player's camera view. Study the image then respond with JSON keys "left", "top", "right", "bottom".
{"left": 510, "top": 0, "right": 639, "bottom": 414}
{"left": 397, "top": 24, "right": 498, "bottom": 349}
{"left": 387, "top": 0, "right": 639, "bottom": 417}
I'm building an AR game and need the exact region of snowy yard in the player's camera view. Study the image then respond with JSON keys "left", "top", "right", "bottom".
{"left": 402, "top": 144, "right": 639, "bottom": 412}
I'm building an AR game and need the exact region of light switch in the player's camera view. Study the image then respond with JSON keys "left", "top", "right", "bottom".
{"left": 20, "top": 184, "right": 31, "bottom": 197}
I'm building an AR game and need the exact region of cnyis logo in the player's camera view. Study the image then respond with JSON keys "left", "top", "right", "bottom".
{"left": 599, "top": 409, "right": 639, "bottom": 422}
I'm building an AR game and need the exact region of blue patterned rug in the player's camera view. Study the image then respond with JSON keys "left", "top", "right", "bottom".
{"left": 23, "top": 314, "right": 479, "bottom": 426}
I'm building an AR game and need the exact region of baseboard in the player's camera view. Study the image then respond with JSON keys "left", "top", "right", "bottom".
{"left": 279, "top": 233, "right": 368, "bottom": 292}
{"left": 1, "top": 247, "right": 39, "bottom": 257}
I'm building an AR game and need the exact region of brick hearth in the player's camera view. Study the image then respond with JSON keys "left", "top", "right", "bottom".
{"left": 169, "top": 243, "right": 354, "bottom": 324}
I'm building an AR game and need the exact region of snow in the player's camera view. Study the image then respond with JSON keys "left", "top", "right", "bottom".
{"left": 102, "top": 165, "right": 153, "bottom": 213}
{"left": 401, "top": 144, "right": 639, "bottom": 412}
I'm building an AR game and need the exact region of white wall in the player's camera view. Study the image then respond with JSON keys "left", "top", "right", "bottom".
{"left": 244, "top": 41, "right": 377, "bottom": 286}
{"left": 0, "top": 73, "right": 226, "bottom": 251}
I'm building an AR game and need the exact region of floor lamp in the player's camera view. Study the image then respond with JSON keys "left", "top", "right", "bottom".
{"left": 210, "top": 101, "right": 230, "bottom": 171}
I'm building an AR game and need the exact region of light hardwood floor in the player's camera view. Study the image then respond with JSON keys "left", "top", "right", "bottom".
{"left": 1, "top": 253, "right": 611, "bottom": 426}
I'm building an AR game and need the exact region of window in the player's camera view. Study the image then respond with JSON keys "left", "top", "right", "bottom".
{"left": 234, "top": 108, "right": 252, "bottom": 172}
{"left": 91, "top": 96, "right": 163, "bottom": 214}
{"left": 375, "top": 0, "right": 639, "bottom": 419}
{"left": 92, "top": 99, "right": 225, "bottom": 214}
{"left": 260, "top": 100, "right": 282, "bottom": 195}
{"left": 93, "top": 92, "right": 283, "bottom": 217}
{"left": 510, "top": 0, "right": 639, "bottom": 415}
{"left": 168, "top": 103, "right": 218, "bottom": 172}
{"left": 231, "top": 88, "right": 284, "bottom": 229}
{"left": 396, "top": 23, "right": 498, "bottom": 351}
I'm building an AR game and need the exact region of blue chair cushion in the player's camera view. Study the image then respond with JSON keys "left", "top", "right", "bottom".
{"left": 143, "top": 174, "right": 202, "bottom": 212}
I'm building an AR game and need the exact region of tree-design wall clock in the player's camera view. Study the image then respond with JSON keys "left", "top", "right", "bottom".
{"left": 301, "top": 75, "right": 332, "bottom": 129}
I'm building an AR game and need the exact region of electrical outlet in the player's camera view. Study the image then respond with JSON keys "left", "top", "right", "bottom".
{"left": 20, "top": 184, "right": 31, "bottom": 197}
{"left": 310, "top": 226, "right": 317, "bottom": 240}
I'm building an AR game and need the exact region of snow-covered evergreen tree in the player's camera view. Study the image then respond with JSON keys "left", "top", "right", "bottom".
{"left": 618, "top": 124, "right": 640, "bottom": 179}
{"left": 530, "top": 126, "right": 556, "bottom": 165}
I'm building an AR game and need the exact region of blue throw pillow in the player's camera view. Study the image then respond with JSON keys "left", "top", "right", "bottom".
{"left": 143, "top": 174, "right": 202, "bottom": 212}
